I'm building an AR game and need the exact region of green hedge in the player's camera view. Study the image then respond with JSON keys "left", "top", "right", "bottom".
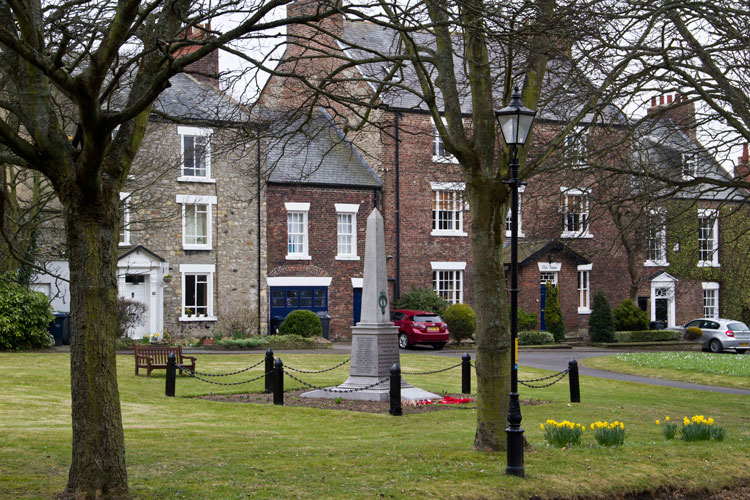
{"left": 215, "top": 335, "right": 322, "bottom": 349}
{"left": 0, "top": 278, "right": 55, "bottom": 351}
{"left": 443, "top": 303, "right": 476, "bottom": 344}
{"left": 392, "top": 288, "right": 448, "bottom": 316}
{"left": 278, "top": 310, "right": 322, "bottom": 338}
{"left": 518, "top": 330, "right": 555, "bottom": 345}
{"left": 611, "top": 330, "right": 682, "bottom": 343}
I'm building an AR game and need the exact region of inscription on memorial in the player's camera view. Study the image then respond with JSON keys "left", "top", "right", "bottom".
{"left": 351, "top": 335, "right": 377, "bottom": 376}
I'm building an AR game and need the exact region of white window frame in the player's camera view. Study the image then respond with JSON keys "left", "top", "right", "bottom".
{"left": 702, "top": 282, "right": 719, "bottom": 319}
{"left": 178, "top": 126, "right": 215, "bottom": 183}
{"left": 179, "top": 264, "right": 216, "bottom": 321}
{"left": 682, "top": 152, "right": 698, "bottom": 179}
{"left": 698, "top": 208, "right": 720, "bottom": 267}
{"left": 176, "top": 194, "right": 216, "bottom": 251}
{"left": 577, "top": 264, "right": 592, "bottom": 314}
{"left": 431, "top": 262, "right": 465, "bottom": 304}
{"left": 335, "top": 203, "right": 360, "bottom": 261}
{"left": 564, "top": 125, "right": 588, "bottom": 168}
{"left": 561, "top": 187, "right": 593, "bottom": 238}
{"left": 431, "top": 181, "right": 467, "bottom": 236}
{"left": 505, "top": 185, "right": 526, "bottom": 238}
{"left": 431, "top": 117, "right": 459, "bottom": 164}
{"left": 119, "top": 192, "right": 131, "bottom": 247}
{"left": 286, "top": 202, "right": 311, "bottom": 260}
{"left": 644, "top": 208, "right": 668, "bottom": 266}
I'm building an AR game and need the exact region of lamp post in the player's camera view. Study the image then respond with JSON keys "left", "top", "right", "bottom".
{"left": 495, "top": 85, "right": 536, "bottom": 478}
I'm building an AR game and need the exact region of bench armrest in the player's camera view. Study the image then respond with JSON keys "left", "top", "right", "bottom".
{"left": 181, "top": 355, "right": 197, "bottom": 362}
{"left": 135, "top": 354, "right": 154, "bottom": 363}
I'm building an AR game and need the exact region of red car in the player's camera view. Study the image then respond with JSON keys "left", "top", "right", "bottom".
{"left": 390, "top": 309, "right": 450, "bottom": 350}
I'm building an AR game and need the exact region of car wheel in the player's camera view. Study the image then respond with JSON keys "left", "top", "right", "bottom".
{"left": 433, "top": 343, "right": 445, "bottom": 351}
{"left": 709, "top": 339, "right": 723, "bottom": 353}
{"left": 398, "top": 333, "right": 409, "bottom": 350}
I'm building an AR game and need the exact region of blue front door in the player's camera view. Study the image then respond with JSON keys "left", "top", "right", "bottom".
{"left": 540, "top": 284, "right": 547, "bottom": 331}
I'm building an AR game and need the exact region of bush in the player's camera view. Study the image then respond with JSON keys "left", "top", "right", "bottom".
{"left": 613, "top": 330, "right": 681, "bottom": 342}
{"left": 443, "top": 303, "right": 475, "bottom": 344}
{"left": 392, "top": 288, "right": 448, "bottom": 316}
{"left": 685, "top": 326, "right": 702, "bottom": 341}
{"left": 518, "top": 308, "right": 538, "bottom": 331}
{"left": 215, "top": 334, "right": 321, "bottom": 349}
{"left": 544, "top": 284, "right": 565, "bottom": 342}
{"left": 278, "top": 310, "right": 322, "bottom": 338}
{"left": 0, "top": 276, "right": 55, "bottom": 350}
{"left": 613, "top": 300, "right": 649, "bottom": 331}
{"left": 589, "top": 291, "right": 616, "bottom": 343}
{"left": 116, "top": 298, "right": 147, "bottom": 339}
{"left": 518, "top": 330, "right": 554, "bottom": 345}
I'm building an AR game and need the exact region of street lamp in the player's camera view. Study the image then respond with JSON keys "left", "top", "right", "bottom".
{"left": 495, "top": 85, "right": 536, "bottom": 478}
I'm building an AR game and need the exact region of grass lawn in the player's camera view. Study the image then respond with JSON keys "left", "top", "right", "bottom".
{"left": 582, "top": 352, "right": 750, "bottom": 390}
{"left": 1, "top": 352, "right": 749, "bottom": 499}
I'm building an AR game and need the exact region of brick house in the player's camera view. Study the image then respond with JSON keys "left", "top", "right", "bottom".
{"left": 258, "top": 0, "right": 747, "bottom": 337}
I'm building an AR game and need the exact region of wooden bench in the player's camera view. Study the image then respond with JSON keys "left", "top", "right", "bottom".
{"left": 134, "top": 345, "right": 196, "bottom": 377}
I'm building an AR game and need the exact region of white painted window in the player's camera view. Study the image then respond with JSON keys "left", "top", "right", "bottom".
{"left": 645, "top": 209, "right": 668, "bottom": 266}
{"left": 286, "top": 202, "right": 310, "bottom": 260}
{"left": 505, "top": 185, "right": 525, "bottom": 238}
{"left": 178, "top": 126, "right": 214, "bottom": 182}
{"left": 698, "top": 208, "right": 719, "bottom": 267}
{"left": 432, "top": 118, "right": 458, "bottom": 163}
{"left": 577, "top": 264, "right": 592, "bottom": 314}
{"left": 119, "top": 192, "right": 130, "bottom": 246}
{"left": 564, "top": 126, "right": 587, "bottom": 168}
{"left": 561, "top": 187, "right": 592, "bottom": 238}
{"left": 180, "top": 264, "right": 216, "bottom": 321}
{"left": 682, "top": 152, "right": 698, "bottom": 179}
{"left": 702, "top": 282, "right": 719, "bottom": 319}
{"left": 540, "top": 272, "right": 558, "bottom": 285}
{"left": 431, "top": 182, "right": 467, "bottom": 236}
{"left": 176, "top": 194, "right": 216, "bottom": 250}
{"left": 431, "top": 262, "right": 465, "bottom": 304}
{"left": 335, "top": 204, "right": 360, "bottom": 260}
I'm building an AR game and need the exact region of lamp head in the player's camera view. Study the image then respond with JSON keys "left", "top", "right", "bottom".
{"left": 495, "top": 86, "right": 537, "bottom": 147}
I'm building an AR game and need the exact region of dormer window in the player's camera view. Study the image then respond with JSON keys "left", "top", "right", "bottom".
{"left": 432, "top": 118, "right": 458, "bottom": 163}
{"left": 564, "top": 126, "right": 587, "bottom": 168}
{"left": 178, "top": 126, "right": 214, "bottom": 182}
{"left": 682, "top": 152, "right": 698, "bottom": 179}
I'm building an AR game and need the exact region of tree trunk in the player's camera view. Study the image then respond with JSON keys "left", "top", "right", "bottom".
{"left": 62, "top": 188, "right": 129, "bottom": 499}
{"left": 471, "top": 189, "right": 511, "bottom": 451}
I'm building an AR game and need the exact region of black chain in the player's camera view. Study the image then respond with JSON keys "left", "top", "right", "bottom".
{"left": 518, "top": 368, "right": 569, "bottom": 383}
{"left": 177, "top": 365, "right": 273, "bottom": 386}
{"left": 518, "top": 370, "right": 568, "bottom": 389}
{"left": 283, "top": 370, "right": 389, "bottom": 393}
{"left": 284, "top": 358, "right": 350, "bottom": 374}
{"left": 188, "top": 358, "right": 265, "bottom": 377}
{"left": 401, "top": 361, "right": 463, "bottom": 375}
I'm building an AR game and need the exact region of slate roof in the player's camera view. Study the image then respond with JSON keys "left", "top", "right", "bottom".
{"left": 339, "top": 21, "right": 624, "bottom": 124}
{"left": 502, "top": 239, "right": 590, "bottom": 267}
{"left": 265, "top": 108, "right": 381, "bottom": 188}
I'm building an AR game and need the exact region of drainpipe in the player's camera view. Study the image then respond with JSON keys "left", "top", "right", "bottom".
{"left": 257, "top": 133, "right": 262, "bottom": 337}
{"left": 394, "top": 111, "right": 401, "bottom": 300}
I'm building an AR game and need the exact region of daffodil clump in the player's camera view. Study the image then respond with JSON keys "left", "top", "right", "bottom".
{"left": 590, "top": 420, "right": 625, "bottom": 446}
{"left": 541, "top": 419, "right": 584, "bottom": 448}
{"left": 655, "top": 416, "right": 678, "bottom": 440}
{"left": 680, "top": 415, "right": 725, "bottom": 442}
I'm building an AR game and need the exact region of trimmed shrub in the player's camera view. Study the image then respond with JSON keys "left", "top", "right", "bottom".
{"left": 589, "top": 291, "right": 616, "bottom": 343}
{"left": 443, "top": 303, "right": 476, "bottom": 344}
{"left": 278, "top": 310, "right": 322, "bottom": 338}
{"left": 216, "top": 334, "right": 321, "bottom": 349}
{"left": 685, "top": 326, "right": 702, "bottom": 341}
{"left": 613, "top": 300, "right": 649, "bottom": 331}
{"left": 518, "top": 308, "right": 538, "bottom": 331}
{"left": 392, "top": 288, "right": 448, "bottom": 316}
{"left": 0, "top": 277, "right": 55, "bottom": 350}
{"left": 612, "top": 330, "right": 681, "bottom": 342}
{"left": 518, "top": 330, "right": 554, "bottom": 345}
{"left": 544, "top": 283, "right": 565, "bottom": 342}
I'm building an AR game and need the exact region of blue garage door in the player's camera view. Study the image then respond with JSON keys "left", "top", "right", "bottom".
{"left": 270, "top": 286, "right": 328, "bottom": 321}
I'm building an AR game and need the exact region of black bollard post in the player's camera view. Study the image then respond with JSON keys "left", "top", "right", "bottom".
{"left": 461, "top": 352, "right": 471, "bottom": 394}
{"left": 389, "top": 363, "right": 402, "bottom": 416}
{"left": 264, "top": 348, "right": 274, "bottom": 394}
{"left": 166, "top": 352, "right": 176, "bottom": 397}
{"left": 273, "top": 357, "right": 284, "bottom": 406}
{"left": 568, "top": 359, "right": 580, "bottom": 403}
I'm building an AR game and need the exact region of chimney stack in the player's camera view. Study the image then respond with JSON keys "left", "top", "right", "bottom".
{"left": 646, "top": 93, "right": 697, "bottom": 142}
{"left": 172, "top": 24, "right": 220, "bottom": 87}
{"left": 736, "top": 144, "right": 750, "bottom": 181}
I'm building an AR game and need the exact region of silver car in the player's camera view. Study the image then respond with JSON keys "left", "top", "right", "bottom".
{"left": 681, "top": 318, "right": 750, "bottom": 353}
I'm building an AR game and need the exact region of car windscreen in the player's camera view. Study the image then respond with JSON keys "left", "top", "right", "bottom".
{"left": 413, "top": 315, "right": 442, "bottom": 323}
{"left": 727, "top": 322, "right": 749, "bottom": 331}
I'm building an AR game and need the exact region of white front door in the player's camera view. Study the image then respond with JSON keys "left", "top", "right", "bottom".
{"left": 122, "top": 274, "right": 150, "bottom": 338}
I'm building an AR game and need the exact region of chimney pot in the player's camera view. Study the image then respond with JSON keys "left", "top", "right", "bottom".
{"left": 651, "top": 96, "right": 656, "bottom": 107}
{"left": 667, "top": 95, "right": 673, "bottom": 104}
{"left": 659, "top": 95, "right": 665, "bottom": 105}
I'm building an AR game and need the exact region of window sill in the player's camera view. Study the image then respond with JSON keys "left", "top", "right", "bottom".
{"left": 578, "top": 308, "right": 591, "bottom": 315}
{"left": 431, "top": 230, "right": 468, "bottom": 237}
{"left": 118, "top": 242, "right": 131, "bottom": 247}
{"left": 335, "top": 255, "right": 360, "bottom": 261}
{"left": 561, "top": 232, "right": 593, "bottom": 239}
{"left": 183, "top": 244, "right": 212, "bottom": 251}
{"left": 179, "top": 316, "right": 217, "bottom": 322}
{"left": 505, "top": 231, "right": 526, "bottom": 238}
{"left": 178, "top": 176, "right": 216, "bottom": 184}
{"left": 644, "top": 261, "right": 669, "bottom": 267}
{"left": 697, "top": 262, "right": 720, "bottom": 268}
{"left": 286, "top": 254, "right": 311, "bottom": 260}
{"left": 432, "top": 155, "right": 459, "bottom": 164}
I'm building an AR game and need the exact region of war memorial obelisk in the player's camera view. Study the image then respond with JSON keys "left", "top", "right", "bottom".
{"left": 302, "top": 208, "right": 440, "bottom": 401}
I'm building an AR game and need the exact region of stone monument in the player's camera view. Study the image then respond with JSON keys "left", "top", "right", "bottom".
{"left": 302, "top": 208, "right": 440, "bottom": 401}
